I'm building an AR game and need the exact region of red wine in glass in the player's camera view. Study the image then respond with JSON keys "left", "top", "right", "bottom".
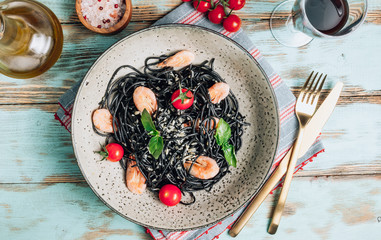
{"left": 305, "top": 0, "right": 349, "bottom": 35}
{"left": 269, "top": 0, "right": 367, "bottom": 47}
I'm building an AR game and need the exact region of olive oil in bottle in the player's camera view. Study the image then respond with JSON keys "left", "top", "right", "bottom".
{"left": 0, "top": 0, "right": 63, "bottom": 79}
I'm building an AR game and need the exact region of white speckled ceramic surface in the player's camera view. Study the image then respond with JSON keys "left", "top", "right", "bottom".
{"left": 72, "top": 24, "right": 279, "bottom": 231}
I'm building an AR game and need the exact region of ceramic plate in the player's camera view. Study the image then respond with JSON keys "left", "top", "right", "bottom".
{"left": 72, "top": 24, "right": 279, "bottom": 231}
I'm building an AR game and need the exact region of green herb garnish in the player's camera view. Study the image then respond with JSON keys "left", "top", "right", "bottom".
{"left": 148, "top": 135, "right": 164, "bottom": 160}
{"left": 141, "top": 109, "right": 163, "bottom": 159}
{"left": 222, "top": 143, "right": 237, "bottom": 167}
{"left": 215, "top": 118, "right": 231, "bottom": 145}
{"left": 214, "top": 118, "right": 237, "bottom": 167}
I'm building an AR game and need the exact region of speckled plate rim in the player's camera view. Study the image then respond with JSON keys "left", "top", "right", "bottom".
{"left": 71, "top": 24, "right": 280, "bottom": 231}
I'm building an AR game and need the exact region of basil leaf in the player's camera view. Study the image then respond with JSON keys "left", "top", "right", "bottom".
{"left": 141, "top": 109, "right": 156, "bottom": 132}
{"left": 215, "top": 118, "right": 231, "bottom": 146}
{"left": 214, "top": 119, "right": 237, "bottom": 167}
{"left": 148, "top": 135, "right": 163, "bottom": 159}
{"left": 222, "top": 143, "right": 237, "bottom": 167}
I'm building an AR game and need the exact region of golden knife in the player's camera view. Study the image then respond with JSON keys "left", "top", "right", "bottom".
{"left": 228, "top": 81, "right": 343, "bottom": 237}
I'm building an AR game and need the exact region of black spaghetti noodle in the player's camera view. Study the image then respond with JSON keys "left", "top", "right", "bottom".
{"left": 96, "top": 54, "right": 249, "bottom": 203}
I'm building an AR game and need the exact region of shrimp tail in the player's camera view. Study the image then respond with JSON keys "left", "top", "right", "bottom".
{"left": 157, "top": 50, "right": 195, "bottom": 68}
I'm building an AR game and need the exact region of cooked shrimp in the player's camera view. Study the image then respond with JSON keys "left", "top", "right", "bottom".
{"left": 133, "top": 86, "right": 157, "bottom": 115}
{"left": 92, "top": 108, "right": 114, "bottom": 133}
{"left": 183, "top": 118, "right": 219, "bottom": 130}
{"left": 184, "top": 156, "right": 220, "bottom": 180}
{"left": 195, "top": 117, "right": 220, "bottom": 131}
{"left": 157, "top": 50, "right": 195, "bottom": 68}
{"left": 126, "top": 161, "right": 147, "bottom": 194}
{"left": 208, "top": 82, "right": 230, "bottom": 104}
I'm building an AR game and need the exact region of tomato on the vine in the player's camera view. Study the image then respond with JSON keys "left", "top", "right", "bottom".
{"left": 193, "top": 0, "right": 211, "bottom": 13}
{"left": 159, "top": 184, "right": 182, "bottom": 206}
{"left": 208, "top": 5, "right": 225, "bottom": 24}
{"left": 171, "top": 88, "right": 194, "bottom": 110}
{"left": 227, "top": 0, "right": 246, "bottom": 10}
{"left": 223, "top": 14, "right": 241, "bottom": 32}
{"left": 96, "top": 143, "right": 124, "bottom": 162}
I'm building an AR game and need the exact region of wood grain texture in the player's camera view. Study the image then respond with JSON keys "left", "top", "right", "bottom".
{"left": 0, "top": 176, "right": 380, "bottom": 239}
{"left": 0, "top": 103, "right": 380, "bottom": 183}
{"left": 0, "top": 182, "right": 151, "bottom": 240}
{"left": 1, "top": 0, "right": 380, "bottom": 239}
{"left": 1, "top": 2, "right": 381, "bottom": 104}
{"left": 0, "top": 104, "right": 83, "bottom": 183}
{"left": 26, "top": 0, "right": 381, "bottom": 24}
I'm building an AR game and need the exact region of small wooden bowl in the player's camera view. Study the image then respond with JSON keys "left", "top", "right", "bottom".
{"left": 76, "top": 0, "right": 132, "bottom": 35}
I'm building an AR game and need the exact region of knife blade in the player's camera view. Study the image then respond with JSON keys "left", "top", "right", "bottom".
{"left": 228, "top": 81, "right": 343, "bottom": 237}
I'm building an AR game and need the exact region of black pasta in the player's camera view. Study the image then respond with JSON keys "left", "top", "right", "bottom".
{"left": 96, "top": 55, "right": 248, "bottom": 204}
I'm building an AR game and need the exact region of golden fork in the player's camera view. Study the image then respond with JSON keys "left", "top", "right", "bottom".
{"left": 268, "top": 71, "right": 326, "bottom": 234}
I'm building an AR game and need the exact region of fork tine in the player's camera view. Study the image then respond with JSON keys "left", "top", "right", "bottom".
{"left": 311, "top": 73, "right": 323, "bottom": 92}
{"left": 303, "top": 72, "right": 318, "bottom": 102}
{"left": 316, "top": 74, "right": 327, "bottom": 93}
{"left": 311, "top": 74, "right": 327, "bottom": 105}
{"left": 301, "top": 71, "right": 314, "bottom": 92}
{"left": 307, "top": 73, "right": 322, "bottom": 103}
{"left": 309, "top": 72, "right": 319, "bottom": 91}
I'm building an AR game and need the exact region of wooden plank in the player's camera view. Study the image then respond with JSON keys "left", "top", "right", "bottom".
{"left": 0, "top": 182, "right": 150, "bottom": 240}
{"left": 294, "top": 88, "right": 381, "bottom": 105}
{"left": 1, "top": 1, "right": 380, "bottom": 104}
{"left": 0, "top": 103, "right": 380, "bottom": 183}
{"left": 32, "top": 0, "right": 381, "bottom": 24}
{"left": 1, "top": 83, "right": 379, "bottom": 105}
{"left": 1, "top": 22, "right": 381, "bottom": 104}
{"left": 0, "top": 175, "right": 380, "bottom": 239}
{"left": 297, "top": 103, "right": 381, "bottom": 177}
{"left": 0, "top": 104, "right": 84, "bottom": 183}
{"left": 244, "top": 23, "right": 381, "bottom": 93}
{"left": 230, "top": 175, "right": 381, "bottom": 240}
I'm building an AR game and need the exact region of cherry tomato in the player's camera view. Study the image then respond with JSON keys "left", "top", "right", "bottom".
{"left": 223, "top": 14, "right": 241, "bottom": 32}
{"left": 97, "top": 143, "right": 124, "bottom": 162}
{"left": 193, "top": 0, "right": 211, "bottom": 13}
{"left": 182, "top": 0, "right": 192, "bottom": 1}
{"left": 227, "top": 0, "right": 246, "bottom": 10}
{"left": 171, "top": 88, "right": 194, "bottom": 110}
{"left": 159, "top": 184, "right": 182, "bottom": 206}
{"left": 208, "top": 5, "right": 226, "bottom": 24}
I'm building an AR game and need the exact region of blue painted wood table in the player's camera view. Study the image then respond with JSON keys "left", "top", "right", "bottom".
{"left": 0, "top": 0, "right": 380, "bottom": 239}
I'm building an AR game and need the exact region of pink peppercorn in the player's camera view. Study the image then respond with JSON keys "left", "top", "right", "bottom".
{"left": 81, "top": 0, "right": 126, "bottom": 29}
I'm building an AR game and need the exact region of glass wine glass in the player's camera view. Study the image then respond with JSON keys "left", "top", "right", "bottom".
{"left": 270, "top": 0, "right": 368, "bottom": 47}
